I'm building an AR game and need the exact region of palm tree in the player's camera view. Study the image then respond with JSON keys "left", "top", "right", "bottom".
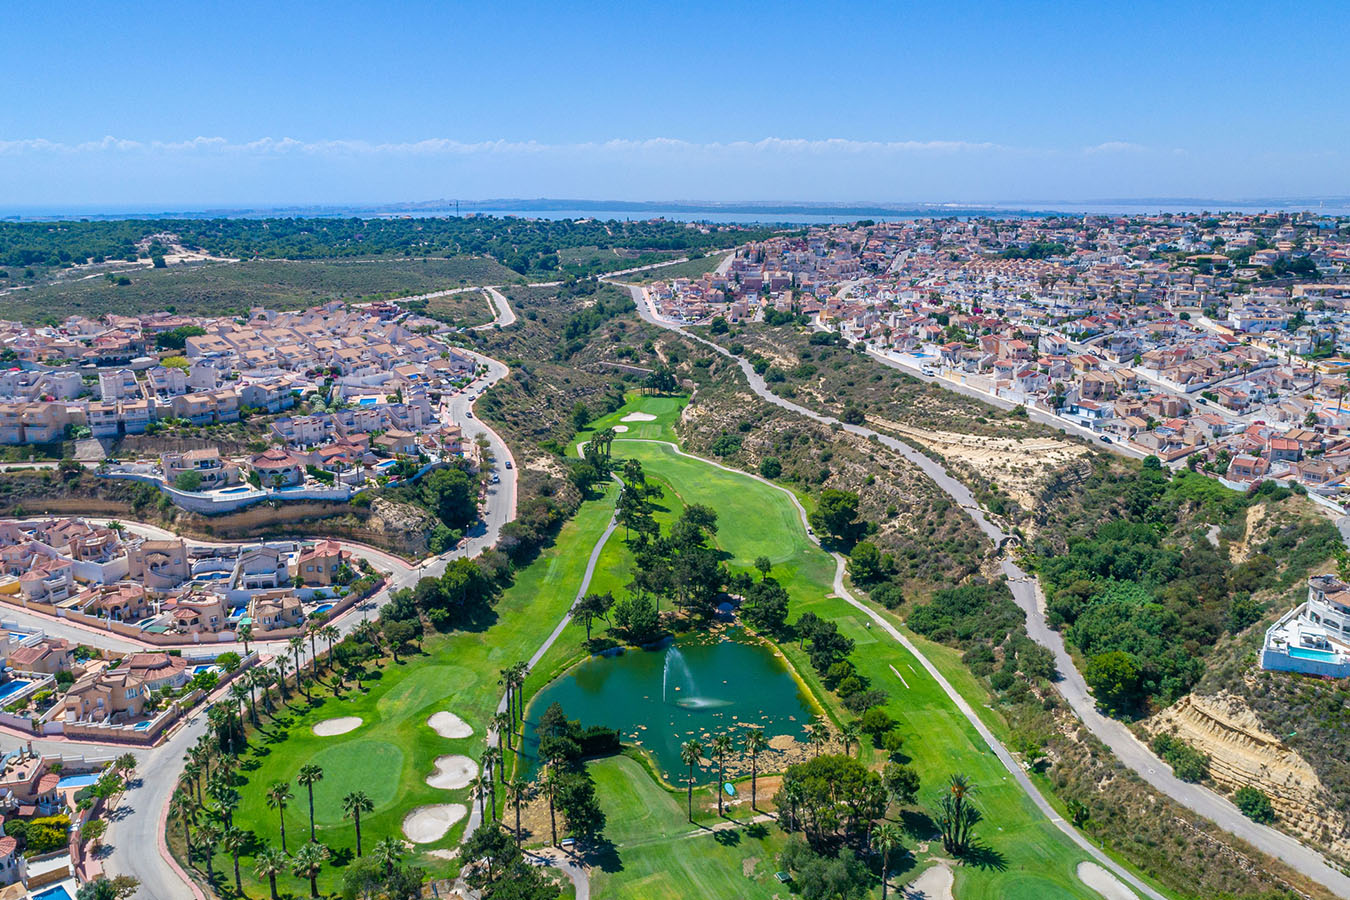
{"left": 292, "top": 841, "right": 330, "bottom": 898}
{"left": 321, "top": 624, "right": 340, "bottom": 669}
{"left": 238, "top": 622, "right": 253, "bottom": 656}
{"left": 371, "top": 836, "right": 407, "bottom": 876}
{"left": 343, "top": 790, "right": 374, "bottom": 856}
{"left": 498, "top": 666, "right": 517, "bottom": 724}
{"left": 288, "top": 637, "right": 306, "bottom": 690}
{"left": 115, "top": 753, "right": 137, "bottom": 778}
{"left": 934, "top": 774, "right": 981, "bottom": 856}
{"left": 506, "top": 779, "right": 532, "bottom": 846}
{"left": 194, "top": 820, "right": 220, "bottom": 884}
{"left": 182, "top": 761, "right": 203, "bottom": 805}
{"left": 468, "top": 776, "right": 487, "bottom": 823}
{"left": 743, "top": 728, "right": 768, "bottom": 811}
{"left": 297, "top": 764, "right": 324, "bottom": 842}
{"left": 492, "top": 711, "right": 513, "bottom": 752}
{"left": 808, "top": 722, "right": 830, "bottom": 758}
{"left": 781, "top": 780, "right": 806, "bottom": 833}
{"left": 872, "top": 823, "right": 904, "bottom": 900}
{"left": 222, "top": 825, "right": 248, "bottom": 894}
{"left": 509, "top": 662, "right": 529, "bottom": 721}
{"left": 841, "top": 721, "right": 861, "bottom": 759}
{"left": 681, "top": 738, "right": 703, "bottom": 823}
{"left": 305, "top": 620, "right": 323, "bottom": 674}
{"left": 273, "top": 657, "right": 291, "bottom": 700}
{"left": 266, "top": 781, "right": 294, "bottom": 853}
{"left": 248, "top": 668, "right": 269, "bottom": 717}
{"left": 169, "top": 787, "right": 197, "bottom": 863}
{"left": 253, "top": 847, "right": 287, "bottom": 900}
{"left": 230, "top": 681, "right": 252, "bottom": 728}
{"left": 538, "top": 767, "right": 560, "bottom": 847}
{"left": 711, "top": 733, "right": 732, "bottom": 817}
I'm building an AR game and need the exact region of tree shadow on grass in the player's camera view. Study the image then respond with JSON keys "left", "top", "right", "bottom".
{"left": 745, "top": 822, "right": 769, "bottom": 840}
{"left": 712, "top": 828, "right": 741, "bottom": 848}
{"left": 959, "top": 841, "right": 1007, "bottom": 871}
{"left": 898, "top": 809, "right": 938, "bottom": 840}
{"left": 581, "top": 838, "right": 622, "bottom": 875}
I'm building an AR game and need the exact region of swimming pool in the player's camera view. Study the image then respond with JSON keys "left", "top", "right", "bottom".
{"left": 191, "top": 665, "right": 221, "bottom": 676}
{"left": 1289, "top": 646, "right": 1341, "bottom": 662}
{"left": 31, "top": 886, "right": 75, "bottom": 900}
{"left": 219, "top": 486, "right": 252, "bottom": 495}
{"left": 196, "top": 571, "right": 229, "bottom": 580}
{"left": 56, "top": 773, "right": 99, "bottom": 789}
{"left": 312, "top": 603, "right": 334, "bottom": 614}
{"left": 358, "top": 397, "right": 378, "bottom": 406}
{"left": 0, "top": 679, "right": 33, "bottom": 702}
{"left": 132, "top": 720, "right": 152, "bottom": 732}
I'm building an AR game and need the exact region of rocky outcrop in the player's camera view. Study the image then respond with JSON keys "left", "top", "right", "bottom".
{"left": 1147, "top": 692, "right": 1350, "bottom": 862}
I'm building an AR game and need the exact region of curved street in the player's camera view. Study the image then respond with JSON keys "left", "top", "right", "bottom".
{"left": 623, "top": 280, "right": 1350, "bottom": 900}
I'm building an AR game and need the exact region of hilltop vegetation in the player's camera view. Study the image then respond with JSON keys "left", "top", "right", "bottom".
{"left": 0, "top": 256, "right": 517, "bottom": 324}
{"left": 0, "top": 216, "right": 776, "bottom": 279}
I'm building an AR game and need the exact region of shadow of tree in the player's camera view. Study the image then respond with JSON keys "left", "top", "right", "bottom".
{"left": 959, "top": 840, "right": 1007, "bottom": 871}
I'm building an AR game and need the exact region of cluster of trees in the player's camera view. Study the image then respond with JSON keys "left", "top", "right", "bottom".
{"left": 0, "top": 217, "right": 771, "bottom": 273}
{"left": 1036, "top": 462, "right": 1341, "bottom": 713}
{"left": 556, "top": 282, "right": 635, "bottom": 357}
{"left": 771, "top": 754, "right": 929, "bottom": 900}
{"left": 385, "top": 553, "right": 502, "bottom": 633}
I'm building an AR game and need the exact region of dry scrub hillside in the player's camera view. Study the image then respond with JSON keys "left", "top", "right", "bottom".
{"left": 676, "top": 364, "right": 990, "bottom": 593}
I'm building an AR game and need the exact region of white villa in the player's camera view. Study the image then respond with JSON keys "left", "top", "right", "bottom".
{"left": 1261, "top": 574, "right": 1350, "bottom": 677}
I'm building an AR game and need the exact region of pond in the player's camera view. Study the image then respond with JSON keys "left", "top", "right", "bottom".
{"left": 521, "top": 629, "right": 816, "bottom": 780}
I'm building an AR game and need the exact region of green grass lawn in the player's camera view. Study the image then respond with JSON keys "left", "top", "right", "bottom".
{"left": 587, "top": 755, "right": 789, "bottom": 900}
{"left": 625, "top": 253, "right": 731, "bottom": 284}
{"left": 201, "top": 481, "right": 619, "bottom": 897}
{"left": 520, "top": 393, "right": 1111, "bottom": 900}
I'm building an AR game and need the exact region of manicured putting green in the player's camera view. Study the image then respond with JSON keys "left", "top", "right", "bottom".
{"left": 307, "top": 739, "right": 404, "bottom": 825}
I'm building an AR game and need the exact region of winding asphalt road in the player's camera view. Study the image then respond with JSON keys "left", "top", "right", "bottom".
{"left": 623, "top": 281, "right": 1350, "bottom": 899}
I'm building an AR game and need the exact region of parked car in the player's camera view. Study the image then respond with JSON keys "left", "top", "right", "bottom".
{"left": 505, "top": 460, "right": 513, "bottom": 469}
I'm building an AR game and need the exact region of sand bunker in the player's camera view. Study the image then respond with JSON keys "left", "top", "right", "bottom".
{"left": 401, "top": 803, "right": 467, "bottom": 843}
{"left": 620, "top": 412, "right": 657, "bottom": 422}
{"left": 312, "top": 716, "right": 362, "bottom": 737}
{"left": 1077, "top": 862, "right": 1138, "bottom": 900}
{"left": 907, "top": 863, "right": 955, "bottom": 900}
{"left": 612, "top": 424, "right": 629, "bottom": 432}
{"left": 427, "top": 711, "right": 474, "bottom": 739}
{"left": 426, "top": 754, "right": 477, "bottom": 790}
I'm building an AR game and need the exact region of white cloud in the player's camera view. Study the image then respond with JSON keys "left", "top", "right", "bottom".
{"left": 1083, "top": 141, "right": 1148, "bottom": 154}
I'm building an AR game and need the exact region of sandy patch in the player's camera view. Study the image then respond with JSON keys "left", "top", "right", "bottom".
{"left": 620, "top": 412, "right": 657, "bottom": 422}
{"left": 869, "top": 414, "right": 1086, "bottom": 510}
{"left": 906, "top": 862, "right": 955, "bottom": 900}
{"left": 427, "top": 711, "right": 474, "bottom": 739}
{"left": 312, "top": 716, "right": 362, "bottom": 737}
{"left": 401, "top": 803, "right": 467, "bottom": 843}
{"left": 426, "top": 754, "right": 477, "bottom": 790}
{"left": 1077, "top": 862, "right": 1138, "bottom": 900}
{"left": 612, "top": 424, "right": 629, "bottom": 432}
{"left": 427, "top": 848, "right": 460, "bottom": 861}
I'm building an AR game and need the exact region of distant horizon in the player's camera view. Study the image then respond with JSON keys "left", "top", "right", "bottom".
{"left": 5, "top": 194, "right": 1350, "bottom": 223}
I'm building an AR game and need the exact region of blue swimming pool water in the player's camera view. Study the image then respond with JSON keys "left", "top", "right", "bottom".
{"left": 31, "top": 886, "right": 75, "bottom": 900}
{"left": 219, "top": 486, "right": 252, "bottom": 495}
{"left": 312, "top": 603, "right": 334, "bottom": 614}
{"left": 191, "top": 665, "right": 220, "bottom": 676}
{"left": 132, "top": 721, "right": 152, "bottom": 732}
{"left": 196, "top": 571, "right": 229, "bottom": 580}
{"left": 0, "top": 679, "right": 33, "bottom": 702}
{"left": 56, "top": 773, "right": 99, "bottom": 789}
{"left": 358, "top": 397, "right": 377, "bottom": 406}
{"left": 1289, "top": 646, "right": 1341, "bottom": 662}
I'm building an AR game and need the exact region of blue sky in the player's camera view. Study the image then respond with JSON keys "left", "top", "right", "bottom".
{"left": 3, "top": 0, "right": 1346, "bottom": 209}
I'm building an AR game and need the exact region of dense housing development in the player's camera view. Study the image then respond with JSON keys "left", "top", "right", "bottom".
{"left": 653, "top": 213, "right": 1350, "bottom": 501}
